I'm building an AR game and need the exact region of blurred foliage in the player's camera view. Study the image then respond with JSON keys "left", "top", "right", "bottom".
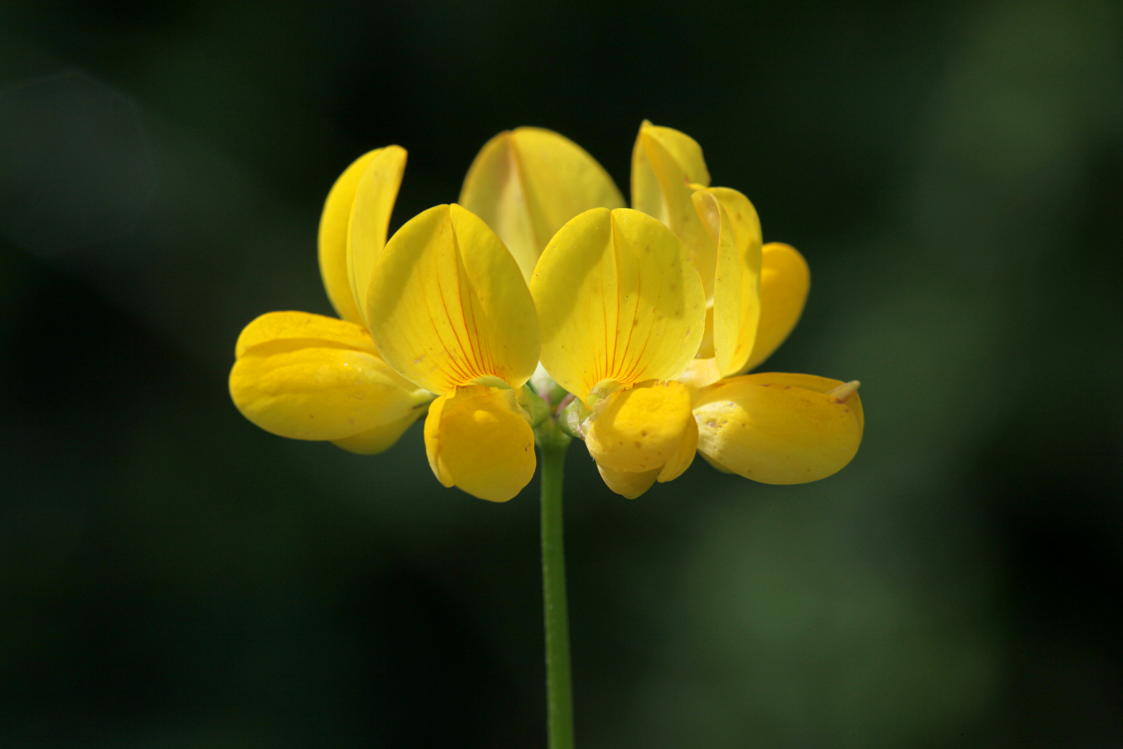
{"left": 1, "top": 0, "right": 1121, "bottom": 746}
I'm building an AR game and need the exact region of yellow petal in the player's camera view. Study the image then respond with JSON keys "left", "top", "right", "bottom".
{"left": 631, "top": 121, "right": 714, "bottom": 297}
{"left": 596, "top": 463, "right": 658, "bottom": 500}
{"left": 460, "top": 127, "right": 624, "bottom": 279}
{"left": 631, "top": 121, "right": 711, "bottom": 216}
{"left": 347, "top": 146, "right": 407, "bottom": 328}
{"left": 234, "top": 310, "right": 377, "bottom": 358}
{"left": 692, "top": 372, "right": 863, "bottom": 485}
{"left": 230, "top": 340, "right": 427, "bottom": 442}
{"left": 752, "top": 372, "right": 865, "bottom": 431}
{"left": 657, "top": 415, "right": 697, "bottom": 483}
{"left": 585, "top": 380, "right": 692, "bottom": 473}
{"left": 423, "top": 386, "right": 536, "bottom": 502}
{"left": 695, "top": 307, "right": 716, "bottom": 359}
{"left": 368, "top": 204, "right": 539, "bottom": 394}
{"left": 530, "top": 208, "right": 705, "bottom": 401}
{"left": 593, "top": 414, "right": 696, "bottom": 496}
{"left": 675, "top": 357, "right": 723, "bottom": 390}
{"left": 743, "top": 243, "right": 809, "bottom": 372}
{"left": 332, "top": 410, "right": 422, "bottom": 455}
{"left": 318, "top": 147, "right": 405, "bottom": 324}
{"left": 698, "top": 451, "right": 736, "bottom": 474}
{"left": 694, "top": 187, "right": 763, "bottom": 376}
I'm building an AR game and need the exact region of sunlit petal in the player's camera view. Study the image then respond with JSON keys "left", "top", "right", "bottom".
{"left": 368, "top": 204, "right": 539, "bottom": 394}
{"left": 698, "top": 451, "right": 735, "bottom": 474}
{"left": 531, "top": 208, "right": 705, "bottom": 401}
{"left": 631, "top": 121, "right": 714, "bottom": 296}
{"left": 657, "top": 416, "right": 697, "bottom": 483}
{"left": 694, "top": 187, "right": 763, "bottom": 375}
{"left": 235, "top": 310, "right": 377, "bottom": 359}
{"left": 333, "top": 411, "right": 422, "bottom": 454}
{"left": 585, "top": 380, "right": 692, "bottom": 473}
{"left": 460, "top": 127, "right": 624, "bottom": 279}
{"left": 631, "top": 120, "right": 711, "bottom": 217}
{"left": 423, "top": 386, "right": 536, "bottom": 502}
{"left": 230, "top": 339, "right": 426, "bottom": 442}
{"left": 675, "top": 357, "right": 723, "bottom": 390}
{"left": 318, "top": 147, "right": 404, "bottom": 324}
{"left": 693, "top": 372, "right": 863, "bottom": 484}
{"left": 347, "top": 146, "right": 407, "bottom": 328}
{"left": 743, "top": 243, "right": 809, "bottom": 371}
{"left": 596, "top": 463, "right": 658, "bottom": 500}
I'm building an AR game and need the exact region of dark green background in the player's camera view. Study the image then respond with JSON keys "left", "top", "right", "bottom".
{"left": 3, "top": 1, "right": 1121, "bottom": 746}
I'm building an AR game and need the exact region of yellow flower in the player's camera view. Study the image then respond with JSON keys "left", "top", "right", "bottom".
{"left": 459, "top": 126, "right": 625, "bottom": 279}
{"left": 229, "top": 147, "right": 432, "bottom": 457}
{"left": 367, "top": 203, "right": 542, "bottom": 502}
{"left": 484, "top": 122, "right": 864, "bottom": 498}
{"left": 231, "top": 132, "right": 620, "bottom": 501}
{"left": 596, "top": 121, "right": 864, "bottom": 496}
{"left": 229, "top": 150, "right": 541, "bottom": 501}
{"left": 230, "top": 123, "right": 863, "bottom": 503}
{"left": 528, "top": 207, "right": 707, "bottom": 497}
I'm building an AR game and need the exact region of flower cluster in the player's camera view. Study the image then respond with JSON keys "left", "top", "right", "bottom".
{"left": 229, "top": 122, "right": 863, "bottom": 501}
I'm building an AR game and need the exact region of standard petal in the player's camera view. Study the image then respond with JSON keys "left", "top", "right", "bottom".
{"left": 347, "top": 146, "right": 407, "bottom": 328}
{"left": 423, "top": 386, "right": 536, "bottom": 502}
{"left": 460, "top": 127, "right": 624, "bottom": 279}
{"left": 234, "top": 310, "right": 377, "bottom": 358}
{"left": 585, "top": 380, "right": 693, "bottom": 473}
{"left": 694, "top": 187, "right": 763, "bottom": 376}
{"left": 631, "top": 121, "right": 714, "bottom": 295}
{"left": 530, "top": 207, "right": 705, "bottom": 401}
{"left": 332, "top": 410, "right": 422, "bottom": 455}
{"left": 596, "top": 463, "right": 658, "bottom": 500}
{"left": 318, "top": 147, "right": 405, "bottom": 324}
{"left": 631, "top": 120, "right": 711, "bottom": 217}
{"left": 230, "top": 343, "right": 426, "bottom": 442}
{"left": 743, "top": 242, "right": 810, "bottom": 372}
{"left": 368, "top": 204, "right": 539, "bottom": 394}
{"left": 693, "top": 372, "right": 863, "bottom": 485}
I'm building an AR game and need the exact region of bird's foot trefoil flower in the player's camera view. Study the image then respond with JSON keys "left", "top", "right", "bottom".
{"left": 611, "top": 121, "right": 864, "bottom": 495}
{"left": 527, "top": 205, "right": 706, "bottom": 497}
{"left": 228, "top": 120, "right": 867, "bottom": 749}
{"left": 230, "top": 121, "right": 864, "bottom": 502}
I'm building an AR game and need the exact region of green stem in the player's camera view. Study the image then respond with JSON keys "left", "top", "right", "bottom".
{"left": 539, "top": 435, "right": 574, "bottom": 749}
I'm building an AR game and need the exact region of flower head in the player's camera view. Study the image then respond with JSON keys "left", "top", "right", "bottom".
{"left": 626, "top": 121, "right": 863, "bottom": 494}
{"left": 529, "top": 206, "right": 706, "bottom": 495}
{"left": 368, "top": 202, "right": 540, "bottom": 501}
{"left": 229, "top": 122, "right": 863, "bottom": 502}
{"left": 229, "top": 146, "right": 430, "bottom": 456}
